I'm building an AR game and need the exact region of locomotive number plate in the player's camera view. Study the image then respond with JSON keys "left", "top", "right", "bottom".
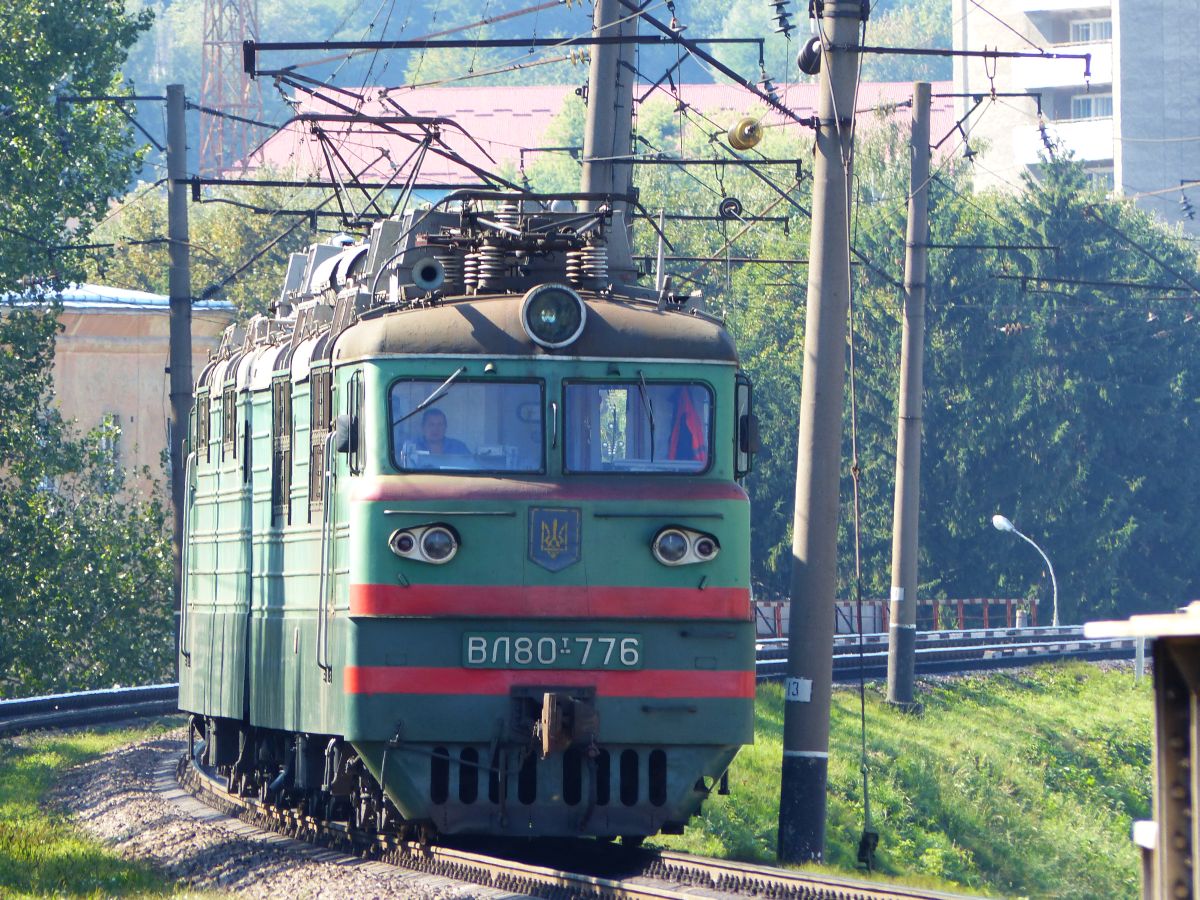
{"left": 463, "top": 633, "right": 642, "bottom": 670}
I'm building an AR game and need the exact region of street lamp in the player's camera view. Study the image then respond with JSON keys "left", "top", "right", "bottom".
{"left": 992, "top": 514, "right": 1060, "bottom": 628}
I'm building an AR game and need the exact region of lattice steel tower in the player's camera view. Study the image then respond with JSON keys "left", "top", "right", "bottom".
{"left": 199, "top": 0, "right": 264, "bottom": 173}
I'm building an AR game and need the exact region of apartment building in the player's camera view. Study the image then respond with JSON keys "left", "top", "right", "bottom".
{"left": 953, "top": 0, "right": 1199, "bottom": 235}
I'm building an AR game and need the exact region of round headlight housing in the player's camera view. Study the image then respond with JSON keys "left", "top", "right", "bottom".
{"left": 653, "top": 528, "right": 690, "bottom": 565}
{"left": 651, "top": 526, "right": 721, "bottom": 566}
{"left": 421, "top": 526, "right": 458, "bottom": 562}
{"left": 389, "top": 524, "right": 459, "bottom": 564}
{"left": 521, "top": 283, "right": 587, "bottom": 349}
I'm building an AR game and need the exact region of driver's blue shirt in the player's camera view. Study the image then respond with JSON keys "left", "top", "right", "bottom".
{"left": 414, "top": 436, "right": 470, "bottom": 454}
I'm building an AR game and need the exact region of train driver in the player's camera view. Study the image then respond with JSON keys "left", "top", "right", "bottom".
{"left": 414, "top": 407, "right": 470, "bottom": 456}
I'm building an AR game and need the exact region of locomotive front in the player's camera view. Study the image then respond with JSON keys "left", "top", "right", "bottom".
{"left": 335, "top": 284, "right": 757, "bottom": 839}
{"left": 179, "top": 197, "right": 759, "bottom": 842}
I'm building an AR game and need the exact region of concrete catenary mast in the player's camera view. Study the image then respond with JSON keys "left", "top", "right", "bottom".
{"left": 166, "top": 84, "right": 193, "bottom": 649}
{"left": 578, "top": 0, "right": 638, "bottom": 282}
{"left": 886, "top": 81, "right": 932, "bottom": 708}
{"left": 777, "top": 0, "right": 866, "bottom": 863}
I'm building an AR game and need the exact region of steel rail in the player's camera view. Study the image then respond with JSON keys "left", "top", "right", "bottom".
{"left": 178, "top": 751, "right": 971, "bottom": 900}
{"left": 757, "top": 634, "right": 1138, "bottom": 683}
{"left": 0, "top": 684, "right": 179, "bottom": 737}
{"left": 759, "top": 624, "right": 1101, "bottom": 656}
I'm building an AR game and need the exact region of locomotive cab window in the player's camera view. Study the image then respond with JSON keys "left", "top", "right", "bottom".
{"left": 390, "top": 379, "right": 544, "bottom": 473}
{"left": 564, "top": 380, "right": 713, "bottom": 474}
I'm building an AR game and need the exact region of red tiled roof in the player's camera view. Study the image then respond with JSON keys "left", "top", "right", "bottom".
{"left": 242, "top": 81, "right": 955, "bottom": 184}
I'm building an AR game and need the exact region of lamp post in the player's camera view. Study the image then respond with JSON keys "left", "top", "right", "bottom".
{"left": 991, "top": 514, "right": 1059, "bottom": 628}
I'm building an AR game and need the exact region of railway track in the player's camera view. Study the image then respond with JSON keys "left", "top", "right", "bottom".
{"left": 0, "top": 683, "right": 179, "bottom": 738}
{"left": 176, "top": 749, "right": 969, "bottom": 900}
{"left": 0, "top": 629, "right": 1129, "bottom": 900}
{"left": 758, "top": 624, "right": 1139, "bottom": 682}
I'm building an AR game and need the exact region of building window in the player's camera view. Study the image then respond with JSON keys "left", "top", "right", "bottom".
{"left": 98, "top": 412, "right": 122, "bottom": 490}
{"left": 1070, "top": 18, "right": 1112, "bottom": 42}
{"left": 1070, "top": 93, "right": 1113, "bottom": 120}
{"left": 1087, "top": 167, "right": 1115, "bottom": 191}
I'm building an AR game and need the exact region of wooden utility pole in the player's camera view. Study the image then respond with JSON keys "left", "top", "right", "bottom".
{"left": 886, "top": 82, "right": 931, "bottom": 708}
{"left": 777, "top": 0, "right": 865, "bottom": 863}
{"left": 166, "top": 84, "right": 193, "bottom": 651}
{"left": 579, "top": 0, "right": 637, "bottom": 281}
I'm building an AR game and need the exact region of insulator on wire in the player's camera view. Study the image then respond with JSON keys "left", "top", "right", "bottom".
{"left": 770, "top": 0, "right": 794, "bottom": 34}
{"left": 1181, "top": 193, "right": 1196, "bottom": 221}
{"left": 727, "top": 117, "right": 763, "bottom": 151}
{"left": 1037, "top": 117, "right": 1055, "bottom": 155}
{"left": 718, "top": 197, "right": 744, "bottom": 219}
{"left": 797, "top": 36, "right": 821, "bottom": 75}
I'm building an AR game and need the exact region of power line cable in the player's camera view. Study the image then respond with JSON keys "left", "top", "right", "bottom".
{"left": 966, "top": 0, "right": 1043, "bottom": 51}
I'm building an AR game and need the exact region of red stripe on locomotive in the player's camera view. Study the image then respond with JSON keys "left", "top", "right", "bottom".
{"left": 348, "top": 584, "right": 752, "bottom": 619}
{"left": 344, "top": 666, "right": 756, "bottom": 698}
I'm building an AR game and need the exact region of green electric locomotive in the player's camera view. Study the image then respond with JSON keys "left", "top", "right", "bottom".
{"left": 179, "top": 192, "right": 758, "bottom": 840}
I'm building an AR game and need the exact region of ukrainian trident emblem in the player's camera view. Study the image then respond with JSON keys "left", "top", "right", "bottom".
{"left": 529, "top": 507, "right": 581, "bottom": 572}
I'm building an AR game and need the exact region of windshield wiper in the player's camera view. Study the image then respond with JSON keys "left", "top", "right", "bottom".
{"left": 636, "top": 370, "right": 656, "bottom": 462}
{"left": 394, "top": 367, "right": 467, "bottom": 425}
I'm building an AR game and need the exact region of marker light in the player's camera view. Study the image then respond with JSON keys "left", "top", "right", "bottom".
{"left": 521, "top": 283, "right": 587, "bottom": 349}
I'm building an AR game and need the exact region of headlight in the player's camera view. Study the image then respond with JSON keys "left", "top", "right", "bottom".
{"left": 389, "top": 524, "right": 459, "bottom": 564}
{"left": 651, "top": 527, "right": 720, "bottom": 566}
{"left": 422, "top": 526, "right": 458, "bottom": 562}
{"left": 521, "top": 283, "right": 587, "bottom": 349}
{"left": 652, "top": 529, "right": 690, "bottom": 565}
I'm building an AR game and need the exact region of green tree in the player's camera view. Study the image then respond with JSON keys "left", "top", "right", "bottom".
{"left": 727, "top": 138, "right": 1200, "bottom": 618}
{"left": 86, "top": 182, "right": 320, "bottom": 318}
{"left": 532, "top": 86, "right": 1200, "bottom": 618}
{"left": 860, "top": 0, "right": 953, "bottom": 83}
{"left": 0, "top": 0, "right": 175, "bottom": 697}
{"left": 0, "top": 0, "right": 150, "bottom": 285}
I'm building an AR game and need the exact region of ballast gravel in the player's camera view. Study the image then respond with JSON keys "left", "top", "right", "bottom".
{"left": 50, "top": 730, "right": 521, "bottom": 899}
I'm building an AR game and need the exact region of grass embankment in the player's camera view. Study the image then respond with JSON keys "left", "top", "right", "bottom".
{"left": 657, "top": 662, "right": 1153, "bottom": 899}
{"left": 1, "top": 667, "right": 1152, "bottom": 898}
{"left": 0, "top": 721, "right": 199, "bottom": 898}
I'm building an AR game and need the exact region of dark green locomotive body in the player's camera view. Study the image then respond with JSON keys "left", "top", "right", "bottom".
{"left": 179, "top": 215, "right": 757, "bottom": 839}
